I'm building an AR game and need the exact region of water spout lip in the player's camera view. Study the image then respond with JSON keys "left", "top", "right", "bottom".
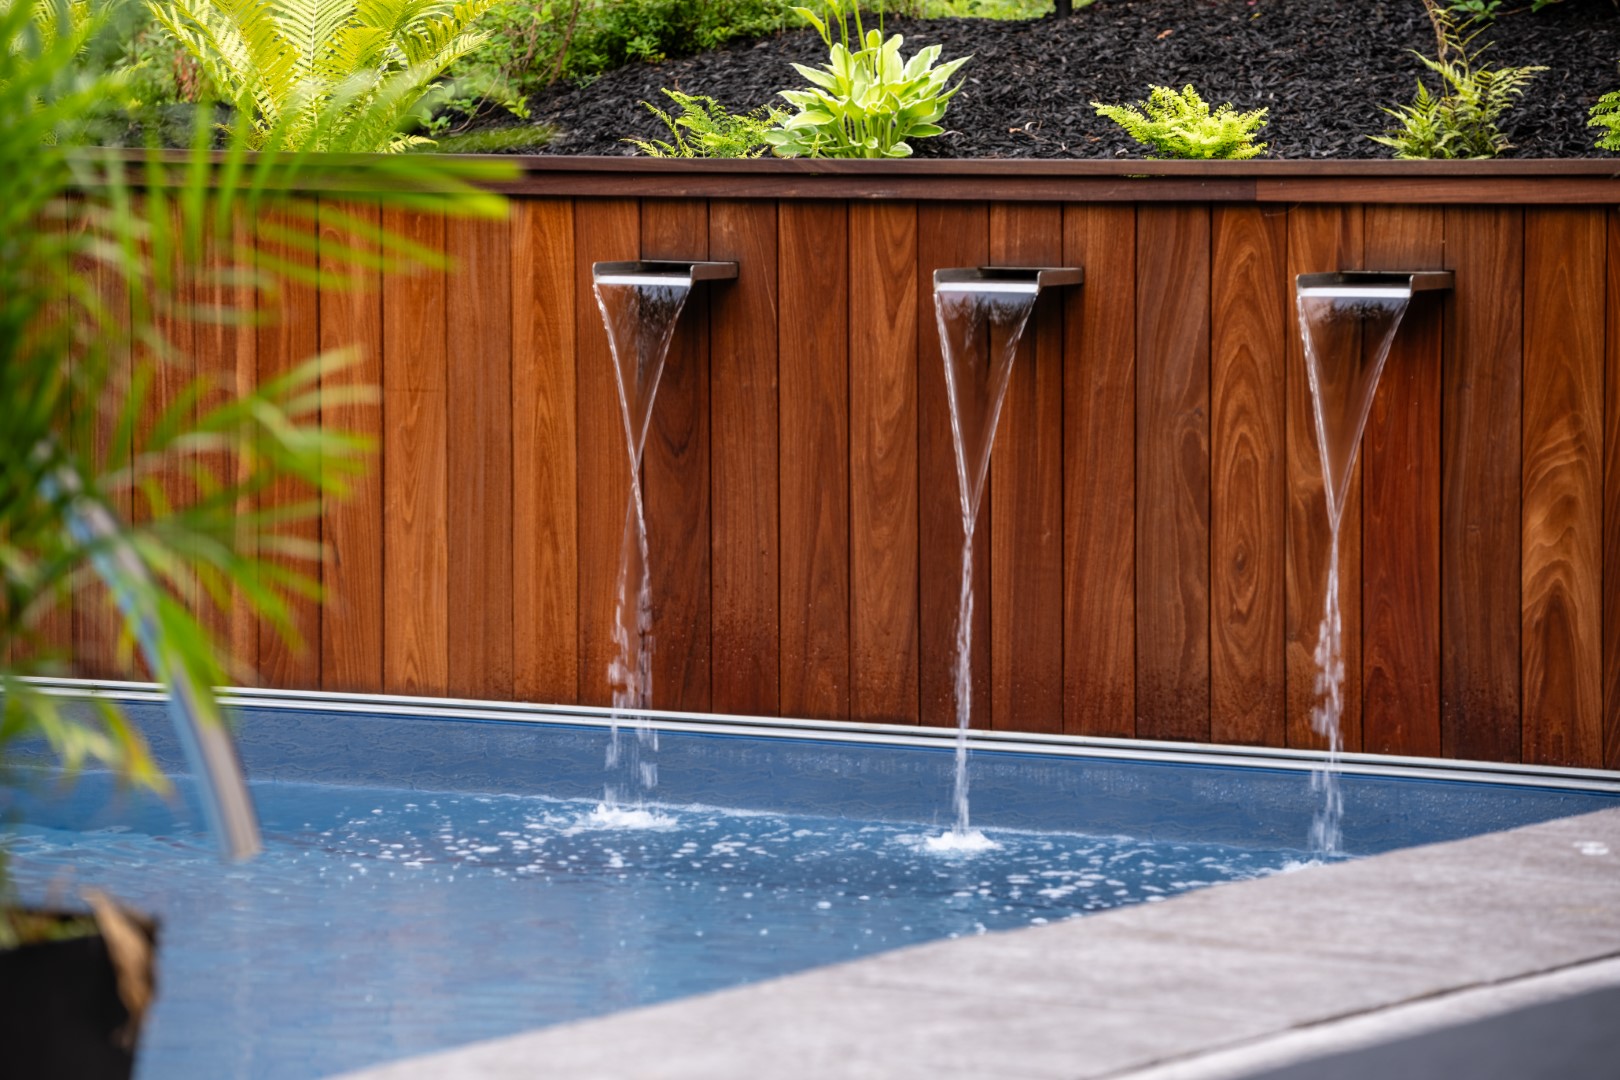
{"left": 933, "top": 266, "right": 1084, "bottom": 296}
{"left": 1296, "top": 270, "right": 1454, "bottom": 300}
{"left": 592, "top": 260, "right": 738, "bottom": 288}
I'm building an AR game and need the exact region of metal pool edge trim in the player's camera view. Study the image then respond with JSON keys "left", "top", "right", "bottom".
{"left": 25, "top": 677, "right": 1620, "bottom": 795}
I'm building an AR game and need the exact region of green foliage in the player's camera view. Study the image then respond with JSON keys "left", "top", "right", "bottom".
{"left": 145, "top": 0, "right": 501, "bottom": 151}
{"left": 763, "top": 0, "right": 968, "bottom": 159}
{"left": 1446, "top": 0, "right": 1499, "bottom": 21}
{"left": 418, "top": 119, "right": 552, "bottom": 151}
{"left": 1591, "top": 76, "right": 1620, "bottom": 152}
{"left": 888, "top": 0, "right": 1083, "bottom": 15}
{"left": 626, "top": 88, "right": 783, "bottom": 158}
{"left": 440, "top": 0, "right": 795, "bottom": 122}
{"left": 0, "top": 0, "right": 512, "bottom": 885}
{"left": 1371, "top": 0, "right": 1543, "bottom": 159}
{"left": 1092, "top": 85, "right": 1268, "bottom": 160}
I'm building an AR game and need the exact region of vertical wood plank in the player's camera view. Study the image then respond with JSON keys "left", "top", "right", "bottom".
{"left": 1607, "top": 209, "right": 1620, "bottom": 771}
{"left": 989, "top": 203, "right": 1064, "bottom": 733}
{"left": 1062, "top": 204, "right": 1136, "bottom": 738}
{"left": 447, "top": 212, "right": 515, "bottom": 700}
{"left": 850, "top": 202, "right": 919, "bottom": 724}
{"left": 918, "top": 203, "right": 990, "bottom": 730}
{"left": 1135, "top": 204, "right": 1212, "bottom": 742}
{"left": 190, "top": 208, "right": 261, "bottom": 680}
{"left": 256, "top": 206, "right": 321, "bottom": 688}
{"left": 74, "top": 237, "right": 135, "bottom": 678}
{"left": 709, "top": 201, "right": 780, "bottom": 716}
{"left": 318, "top": 199, "right": 383, "bottom": 693}
{"left": 1608, "top": 209, "right": 1620, "bottom": 771}
{"left": 1443, "top": 207, "right": 1523, "bottom": 762}
{"left": 641, "top": 199, "right": 712, "bottom": 712}
{"left": 512, "top": 199, "right": 579, "bottom": 704}
{"left": 1362, "top": 205, "right": 1444, "bottom": 756}
{"left": 575, "top": 199, "right": 641, "bottom": 707}
{"left": 381, "top": 206, "right": 449, "bottom": 696}
{"left": 1521, "top": 208, "right": 1604, "bottom": 767}
{"left": 1210, "top": 205, "right": 1288, "bottom": 747}
{"left": 32, "top": 215, "right": 76, "bottom": 667}
{"left": 778, "top": 201, "right": 850, "bottom": 720}
{"left": 1285, "top": 205, "right": 1364, "bottom": 752}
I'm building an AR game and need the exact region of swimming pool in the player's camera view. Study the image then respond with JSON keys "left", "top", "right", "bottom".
{"left": 5, "top": 685, "right": 1617, "bottom": 1079}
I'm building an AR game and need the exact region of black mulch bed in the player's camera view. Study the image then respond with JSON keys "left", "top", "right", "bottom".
{"left": 493, "top": 0, "right": 1620, "bottom": 159}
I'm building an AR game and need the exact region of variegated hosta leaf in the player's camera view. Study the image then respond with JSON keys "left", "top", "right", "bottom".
{"left": 769, "top": 6, "right": 968, "bottom": 160}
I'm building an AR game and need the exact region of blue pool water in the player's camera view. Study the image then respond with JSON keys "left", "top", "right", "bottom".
{"left": 4, "top": 700, "right": 1617, "bottom": 1079}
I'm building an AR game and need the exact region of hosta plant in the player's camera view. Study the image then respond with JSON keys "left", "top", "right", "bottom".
{"left": 1092, "top": 85, "right": 1268, "bottom": 160}
{"left": 763, "top": 0, "right": 968, "bottom": 159}
{"left": 627, "top": 89, "right": 785, "bottom": 158}
{"left": 146, "top": 0, "right": 499, "bottom": 151}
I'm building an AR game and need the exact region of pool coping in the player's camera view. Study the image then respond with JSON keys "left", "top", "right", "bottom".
{"left": 29, "top": 677, "right": 1620, "bottom": 793}
{"left": 332, "top": 805, "right": 1620, "bottom": 1080}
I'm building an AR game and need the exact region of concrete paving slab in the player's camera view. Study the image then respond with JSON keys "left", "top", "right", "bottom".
{"left": 337, "top": 807, "right": 1620, "bottom": 1080}
{"left": 1117, "top": 956, "right": 1620, "bottom": 1080}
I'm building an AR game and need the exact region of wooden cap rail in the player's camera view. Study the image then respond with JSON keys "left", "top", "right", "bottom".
{"left": 109, "top": 149, "right": 1620, "bottom": 203}
{"left": 479, "top": 157, "right": 1620, "bottom": 204}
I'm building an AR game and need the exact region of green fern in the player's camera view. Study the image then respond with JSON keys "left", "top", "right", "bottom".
{"left": 145, "top": 0, "right": 498, "bottom": 151}
{"left": 1092, "top": 85, "right": 1267, "bottom": 161}
{"left": 1591, "top": 75, "right": 1620, "bottom": 152}
{"left": 1372, "top": 0, "right": 1543, "bottom": 160}
{"left": 626, "top": 89, "right": 783, "bottom": 158}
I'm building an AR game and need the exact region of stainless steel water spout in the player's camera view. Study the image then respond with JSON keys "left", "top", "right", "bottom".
{"left": 592, "top": 260, "right": 739, "bottom": 287}
{"left": 933, "top": 266, "right": 1084, "bottom": 296}
{"left": 1295, "top": 270, "right": 1454, "bottom": 300}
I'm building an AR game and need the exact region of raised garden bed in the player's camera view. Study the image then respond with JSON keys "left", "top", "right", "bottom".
{"left": 508, "top": 0, "right": 1620, "bottom": 158}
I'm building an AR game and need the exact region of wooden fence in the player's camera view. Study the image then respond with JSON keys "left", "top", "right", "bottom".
{"left": 61, "top": 161, "right": 1620, "bottom": 769}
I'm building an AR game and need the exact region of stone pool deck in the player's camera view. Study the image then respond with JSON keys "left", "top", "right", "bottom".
{"left": 341, "top": 807, "right": 1620, "bottom": 1080}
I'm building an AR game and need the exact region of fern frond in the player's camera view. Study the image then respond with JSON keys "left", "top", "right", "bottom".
{"left": 1093, "top": 85, "right": 1266, "bottom": 161}
{"left": 1593, "top": 79, "right": 1620, "bottom": 153}
{"left": 269, "top": 0, "right": 353, "bottom": 87}
{"left": 147, "top": 0, "right": 488, "bottom": 151}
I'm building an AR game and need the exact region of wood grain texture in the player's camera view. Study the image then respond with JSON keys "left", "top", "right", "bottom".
{"left": 192, "top": 209, "right": 262, "bottom": 680}
{"left": 1361, "top": 205, "right": 1443, "bottom": 757}
{"left": 73, "top": 249, "right": 135, "bottom": 678}
{"left": 989, "top": 203, "right": 1064, "bottom": 734}
{"left": 778, "top": 201, "right": 850, "bottom": 720}
{"left": 1284, "top": 205, "right": 1363, "bottom": 752}
{"left": 641, "top": 199, "right": 712, "bottom": 712}
{"left": 1062, "top": 204, "right": 1136, "bottom": 737}
{"left": 318, "top": 199, "right": 383, "bottom": 693}
{"left": 381, "top": 206, "right": 449, "bottom": 696}
{"left": 256, "top": 205, "right": 321, "bottom": 688}
{"left": 1135, "top": 204, "right": 1211, "bottom": 742}
{"left": 710, "top": 201, "right": 781, "bottom": 716}
{"left": 1209, "top": 205, "right": 1287, "bottom": 746}
{"left": 447, "top": 211, "right": 515, "bottom": 700}
{"left": 849, "top": 202, "right": 920, "bottom": 723}
{"left": 574, "top": 199, "right": 640, "bottom": 707}
{"left": 1442, "top": 207, "right": 1523, "bottom": 762}
{"left": 512, "top": 199, "right": 579, "bottom": 703}
{"left": 1607, "top": 209, "right": 1620, "bottom": 771}
{"left": 918, "top": 202, "right": 989, "bottom": 730}
{"left": 1521, "top": 208, "right": 1604, "bottom": 767}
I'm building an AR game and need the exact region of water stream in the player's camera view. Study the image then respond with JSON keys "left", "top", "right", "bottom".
{"left": 933, "top": 281, "right": 1040, "bottom": 849}
{"left": 1297, "top": 284, "right": 1411, "bottom": 856}
{"left": 592, "top": 277, "right": 692, "bottom": 812}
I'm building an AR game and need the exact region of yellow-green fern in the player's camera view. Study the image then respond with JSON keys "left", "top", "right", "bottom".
{"left": 146, "top": 0, "right": 497, "bottom": 151}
